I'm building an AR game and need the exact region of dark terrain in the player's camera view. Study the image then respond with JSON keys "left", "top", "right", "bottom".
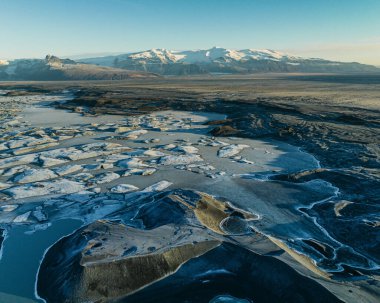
{"left": 0, "top": 74, "right": 379, "bottom": 302}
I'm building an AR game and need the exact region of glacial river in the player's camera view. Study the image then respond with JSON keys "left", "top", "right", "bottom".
{"left": 0, "top": 219, "right": 82, "bottom": 302}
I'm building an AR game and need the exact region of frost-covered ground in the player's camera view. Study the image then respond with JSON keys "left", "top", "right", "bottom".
{"left": 0, "top": 92, "right": 378, "bottom": 303}
{"left": 0, "top": 95, "right": 320, "bottom": 205}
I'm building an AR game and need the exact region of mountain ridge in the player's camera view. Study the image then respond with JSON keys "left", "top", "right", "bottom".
{"left": 79, "top": 47, "right": 380, "bottom": 75}
{"left": 1, "top": 47, "right": 379, "bottom": 80}
{"left": 0, "top": 55, "right": 158, "bottom": 81}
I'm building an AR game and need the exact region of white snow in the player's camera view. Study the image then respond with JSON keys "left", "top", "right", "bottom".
{"left": 161, "top": 144, "right": 176, "bottom": 150}
{"left": 0, "top": 204, "right": 19, "bottom": 212}
{"left": 143, "top": 149, "right": 167, "bottom": 157}
{"left": 93, "top": 172, "right": 120, "bottom": 184}
{"left": 116, "top": 157, "right": 148, "bottom": 168}
{"left": 128, "top": 49, "right": 178, "bottom": 64}
{"left": 13, "top": 211, "right": 31, "bottom": 223}
{"left": 0, "top": 142, "right": 8, "bottom": 151}
{"left": 0, "top": 154, "right": 36, "bottom": 169}
{"left": 82, "top": 163, "right": 114, "bottom": 171}
{"left": 2, "top": 165, "right": 30, "bottom": 177}
{"left": 217, "top": 144, "right": 250, "bottom": 158}
{"left": 4, "top": 179, "right": 85, "bottom": 199}
{"left": 65, "top": 150, "right": 101, "bottom": 161}
{"left": 142, "top": 181, "right": 172, "bottom": 192}
{"left": 174, "top": 145, "right": 199, "bottom": 154}
{"left": 32, "top": 207, "right": 47, "bottom": 221}
{"left": 7, "top": 136, "right": 56, "bottom": 149}
{"left": 12, "top": 142, "right": 59, "bottom": 155}
{"left": 0, "top": 182, "right": 11, "bottom": 190}
{"left": 159, "top": 154, "right": 203, "bottom": 165}
{"left": 64, "top": 191, "right": 95, "bottom": 202}
{"left": 80, "top": 142, "right": 122, "bottom": 151}
{"left": 141, "top": 168, "right": 156, "bottom": 175}
{"left": 70, "top": 172, "right": 93, "bottom": 182}
{"left": 53, "top": 164, "right": 83, "bottom": 176}
{"left": 13, "top": 168, "right": 58, "bottom": 183}
{"left": 123, "top": 129, "right": 148, "bottom": 139}
{"left": 110, "top": 184, "right": 139, "bottom": 193}
{"left": 122, "top": 47, "right": 300, "bottom": 65}
{"left": 102, "top": 153, "right": 131, "bottom": 163}
{"left": 38, "top": 155, "right": 68, "bottom": 167}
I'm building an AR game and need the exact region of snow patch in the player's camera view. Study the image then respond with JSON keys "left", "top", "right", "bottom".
{"left": 159, "top": 154, "right": 203, "bottom": 165}
{"left": 217, "top": 144, "right": 249, "bottom": 158}
{"left": 110, "top": 184, "right": 139, "bottom": 193}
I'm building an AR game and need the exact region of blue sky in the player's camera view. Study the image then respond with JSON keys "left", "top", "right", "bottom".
{"left": 1, "top": 0, "right": 379, "bottom": 64}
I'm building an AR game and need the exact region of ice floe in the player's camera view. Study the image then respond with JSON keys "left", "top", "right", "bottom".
{"left": 13, "top": 211, "right": 31, "bottom": 223}
{"left": 110, "top": 184, "right": 139, "bottom": 193}
{"left": 123, "top": 129, "right": 148, "bottom": 139}
{"left": 13, "top": 168, "right": 58, "bottom": 183}
{"left": 4, "top": 179, "right": 85, "bottom": 199}
{"left": 53, "top": 164, "right": 83, "bottom": 176}
{"left": 93, "top": 172, "right": 120, "bottom": 184}
{"left": 142, "top": 181, "right": 173, "bottom": 192}
{"left": 0, "top": 182, "right": 11, "bottom": 190}
{"left": 0, "top": 154, "right": 36, "bottom": 169}
{"left": 37, "top": 155, "right": 68, "bottom": 167}
{"left": 0, "top": 204, "right": 19, "bottom": 212}
{"left": 174, "top": 145, "right": 199, "bottom": 154}
{"left": 217, "top": 144, "right": 250, "bottom": 158}
{"left": 159, "top": 154, "right": 203, "bottom": 165}
{"left": 116, "top": 158, "right": 148, "bottom": 168}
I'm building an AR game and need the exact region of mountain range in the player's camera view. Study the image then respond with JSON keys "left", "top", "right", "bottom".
{"left": 0, "top": 55, "right": 157, "bottom": 81}
{"left": 1, "top": 47, "right": 379, "bottom": 80}
{"left": 80, "top": 47, "right": 380, "bottom": 75}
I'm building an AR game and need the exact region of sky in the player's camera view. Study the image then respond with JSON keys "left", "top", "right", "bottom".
{"left": 1, "top": 0, "right": 379, "bottom": 65}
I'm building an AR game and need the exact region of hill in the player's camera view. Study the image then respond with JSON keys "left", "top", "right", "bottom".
{"left": 0, "top": 55, "right": 158, "bottom": 80}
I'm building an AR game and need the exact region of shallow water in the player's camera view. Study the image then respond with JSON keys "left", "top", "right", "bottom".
{"left": 22, "top": 103, "right": 125, "bottom": 127}
{"left": 0, "top": 219, "right": 82, "bottom": 302}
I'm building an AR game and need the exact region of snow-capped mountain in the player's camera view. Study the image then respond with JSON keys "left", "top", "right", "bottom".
{"left": 130, "top": 47, "right": 299, "bottom": 64}
{"left": 80, "top": 47, "right": 379, "bottom": 75}
{"left": 1, "top": 48, "right": 378, "bottom": 80}
{"left": 0, "top": 55, "right": 158, "bottom": 80}
{"left": 81, "top": 47, "right": 298, "bottom": 66}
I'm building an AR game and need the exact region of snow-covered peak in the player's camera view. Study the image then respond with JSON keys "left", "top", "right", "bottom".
{"left": 76, "top": 47, "right": 379, "bottom": 75}
{"left": 45, "top": 55, "right": 77, "bottom": 67}
{"left": 0, "top": 60, "right": 9, "bottom": 66}
{"left": 176, "top": 47, "right": 247, "bottom": 63}
{"left": 129, "top": 48, "right": 178, "bottom": 64}
{"left": 240, "top": 49, "right": 299, "bottom": 61}
{"left": 125, "top": 47, "right": 299, "bottom": 64}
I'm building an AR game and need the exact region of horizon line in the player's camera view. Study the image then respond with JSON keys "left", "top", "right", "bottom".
{"left": 1, "top": 47, "right": 378, "bottom": 67}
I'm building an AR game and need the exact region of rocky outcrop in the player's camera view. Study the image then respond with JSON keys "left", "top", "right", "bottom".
{"left": 37, "top": 220, "right": 343, "bottom": 303}
{"left": 37, "top": 220, "right": 220, "bottom": 303}
{"left": 210, "top": 125, "right": 240, "bottom": 136}
{"left": 193, "top": 192, "right": 255, "bottom": 235}
{"left": 36, "top": 188, "right": 346, "bottom": 303}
